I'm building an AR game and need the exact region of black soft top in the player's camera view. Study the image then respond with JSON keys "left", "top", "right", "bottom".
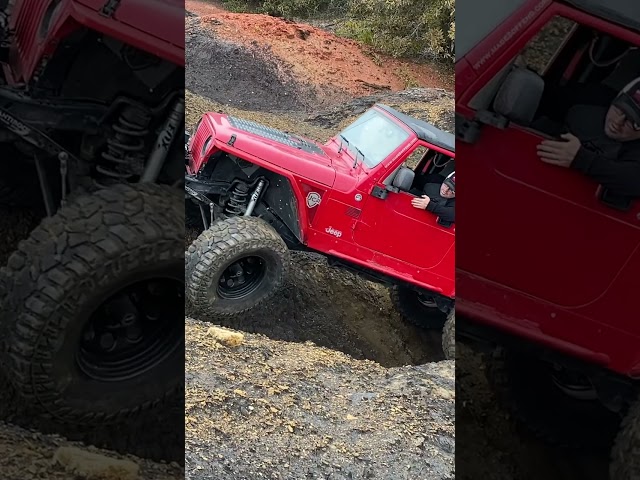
{"left": 376, "top": 104, "right": 455, "bottom": 153}
{"left": 566, "top": 0, "right": 640, "bottom": 33}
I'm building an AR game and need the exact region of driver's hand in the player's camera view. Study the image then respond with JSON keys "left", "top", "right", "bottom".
{"left": 537, "top": 133, "right": 581, "bottom": 167}
{"left": 412, "top": 195, "right": 430, "bottom": 209}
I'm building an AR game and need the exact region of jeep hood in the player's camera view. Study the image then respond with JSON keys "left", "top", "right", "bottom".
{"left": 76, "top": 0, "right": 184, "bottom": 52}
{"left": 208, "top": 113, "right": 337, "bottom": 186}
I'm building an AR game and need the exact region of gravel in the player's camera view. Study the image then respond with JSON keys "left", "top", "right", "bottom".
{"left": 185, "top": 318, "right": 455, "bottom": 480}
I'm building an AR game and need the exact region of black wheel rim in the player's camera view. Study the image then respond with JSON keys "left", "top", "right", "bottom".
{"left": 417, "top": 293, "right": 438, "bottom": 309}
{"left": 76, "top": 278, "right": 182, "bottom": 382}
{"left": 215, "top": 255, "right": 267, "bottom": 300}
{"left": 549, "top": 365, "right": 598, "bottom": 401}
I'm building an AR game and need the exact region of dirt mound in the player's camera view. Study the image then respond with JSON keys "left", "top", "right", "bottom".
{"left": 184, "top": 250, "right": 444, "bottom": 367}
{"left": 186, "top": 17, "right": 308, "bottom": 112}
{"left": 185, "top": 0, "right": 451, "bottom": 109}
{"left": 185, "top": 318, "right": 455, "bottom": 480}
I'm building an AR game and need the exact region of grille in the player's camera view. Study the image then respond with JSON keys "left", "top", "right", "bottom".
{"left": 13, "top": 0, "right": 55, "bottom": 81}
{"left": 345, "top": 206, "right": 361, "bottom": 218}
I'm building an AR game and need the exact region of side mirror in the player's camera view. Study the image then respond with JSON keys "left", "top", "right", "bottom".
{"left": 371, "top": 166, "right": 415, "bottom": 200}
{"left": 493, "top": 66, "right": 544, "bottom": 126}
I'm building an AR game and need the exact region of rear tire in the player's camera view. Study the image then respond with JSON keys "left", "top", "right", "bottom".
{"left": 610, "top": 395, "right": 640, "bottom": 480}
{"left": 0, "top": 183, "right": 185, "bottom": 425}
{"left": 442, "top": 310, "right": 455, "bottom": 360}
{"left": 390, "top": 285, "right": 447, "bottom": 329}
{"left": 485, "top": 348, "right": 621, "bottom": 451}
{"left": 185, "top": 216, "right": 290, "bottom": 317}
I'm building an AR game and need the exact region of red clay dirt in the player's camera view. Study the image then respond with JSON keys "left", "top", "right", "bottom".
{"left": 185, "top": 0, "right": 451, "bottom": 103}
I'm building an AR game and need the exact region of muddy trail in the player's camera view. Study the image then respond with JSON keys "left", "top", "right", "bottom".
{"left": 184, "top": 249, "right": 445, "bottom": 368}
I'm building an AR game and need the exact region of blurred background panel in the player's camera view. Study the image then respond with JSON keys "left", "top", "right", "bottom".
{"left": 0, "top": 1, "right": 185, "bottom": 478}
{"left": 455, "top": 1, "right": 640, "bottom": 479}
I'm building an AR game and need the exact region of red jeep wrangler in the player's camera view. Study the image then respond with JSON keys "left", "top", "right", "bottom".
{"left": 456, "top": 0, "right": 639, "bottom": 476}
{"left": 184, "top": 104, "right": 456, "bottom": 359}
{"left": 0, "top": 1, "right": 185, "bottom": 424}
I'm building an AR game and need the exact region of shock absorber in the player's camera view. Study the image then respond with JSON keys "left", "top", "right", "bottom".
{"left": 244, "top": 179, "right": 266, "bottom": 217}
{"left": 95, "top": 106, "right": 151, "bottom": 187}
{"left": 224, "top": 183, "right": 250, "bottom": 215}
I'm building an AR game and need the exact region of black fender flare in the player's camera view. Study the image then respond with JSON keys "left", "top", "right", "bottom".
{"left": 257, "top": 170, "right": 303, "bottom": 246}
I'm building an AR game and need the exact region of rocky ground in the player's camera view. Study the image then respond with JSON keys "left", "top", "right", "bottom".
{"left": 185, "top": 319, "right": 454, "bottom": 480}
{"left": 0, "top": 421, "right": 183, "bottom": 480}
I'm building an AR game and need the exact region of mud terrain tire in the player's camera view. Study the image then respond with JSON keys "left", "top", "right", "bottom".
{"left": 610, "top": 395, "right": 640, "bottom": 480}
{"left": 390, "top": 286, "right": 447, "bottom": 330}
{"left": 485, "top": 348, "right": 621, "bottom": 451}
{"left": 185, "top": 216, "right": 290, "bottom": 317}
{"left": 442, "top": 310, "right": 455, "bottom": 360}
{"left": 0, "top": 183, "right": 184, "bottom": 425}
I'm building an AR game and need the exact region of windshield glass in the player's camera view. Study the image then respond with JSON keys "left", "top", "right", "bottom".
{"left": 338, "top": 109, "right": 411, "bottom": 168}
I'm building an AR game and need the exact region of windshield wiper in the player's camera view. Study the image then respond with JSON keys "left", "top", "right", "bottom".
{"left": 353, "top": 146, "right": 365, "bottom": 168}
{"left": 338, "top": 134, "right": 349, "bottom": 153}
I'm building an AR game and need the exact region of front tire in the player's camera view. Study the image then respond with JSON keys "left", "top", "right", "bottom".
{"left": 390, "top": 285, "right": 447, "bottom": 329}
{"left": 185, "top": 215, "right": 290, "bottom": 317}
{"left": 0, "top": 183, "right": 185, "bottom": 425}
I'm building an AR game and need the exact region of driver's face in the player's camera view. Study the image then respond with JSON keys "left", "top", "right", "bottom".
{"left": 605, "top": 105, "right": 640, "bottom": 141}
{"left": 440, "top": 183, "right": 455, "bottom": 198}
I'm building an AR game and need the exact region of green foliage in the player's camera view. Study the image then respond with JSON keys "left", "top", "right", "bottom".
{"left": 219, "top": 0, "right": 455, "bottom": 61}
{"left": 221, "top": 0, "right": 345, "bottom": 17}
{"left": 261, "top": 0, "right": 345, "bottom": 17}
{"left": 338, "top": 0, "right": 455, "bottom": 61}
{"left": 219, "top": 0, "right": 256, "bottom": 13}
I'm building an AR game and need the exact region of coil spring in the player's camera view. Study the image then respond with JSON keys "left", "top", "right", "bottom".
{"left": 95, "top": 106, "right": 151, "bottom": 187}
{"left": 225, "top": 184, "right": 249, "bottom": 216}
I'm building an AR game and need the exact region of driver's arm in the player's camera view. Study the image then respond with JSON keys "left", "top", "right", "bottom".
{"left": 425, "top": 201, "right": 454, "bottom": 223}
{"left": 571, "top": 149, "right": 640, "bottom": 197}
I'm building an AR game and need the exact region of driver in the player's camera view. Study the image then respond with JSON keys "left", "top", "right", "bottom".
{"left": 411, "top": 171, "right": 455, "bottom": 224}
{"left": 536, "top": 76, "right": 640, "bottom": 199}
